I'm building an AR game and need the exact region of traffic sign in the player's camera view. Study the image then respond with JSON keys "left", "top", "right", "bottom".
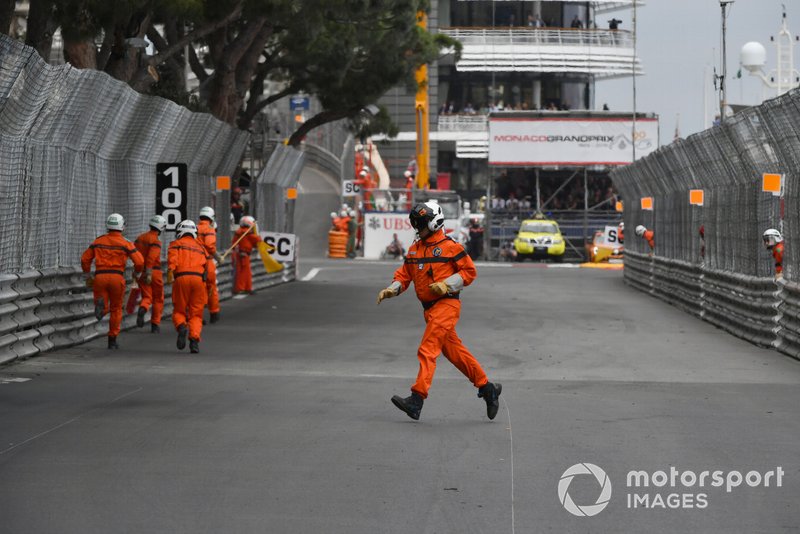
{"left": 290, "top": 96, "right": 310, "bottom": 110}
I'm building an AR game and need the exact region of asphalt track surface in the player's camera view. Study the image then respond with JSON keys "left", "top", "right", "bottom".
{"left": 1, "top": 260, "right": 799, "bottom": 533}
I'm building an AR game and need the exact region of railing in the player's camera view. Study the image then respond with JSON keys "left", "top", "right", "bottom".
{"left": 488, "top": 209, "right": 621, "bottom": 261}
{"left": 437, "top": 114, "right": 489, "bottom": 132}
{"left": 440, "top": 27, "right": 634, "bottom": 49}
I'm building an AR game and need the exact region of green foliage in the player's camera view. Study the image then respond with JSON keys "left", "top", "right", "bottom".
{"left": 45, "top": 0, "right": 456, "bottom": 138}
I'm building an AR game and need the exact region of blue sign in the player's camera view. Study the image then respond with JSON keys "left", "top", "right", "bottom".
{"left": 290, "top": 96, "right": 310, "bottom": 110}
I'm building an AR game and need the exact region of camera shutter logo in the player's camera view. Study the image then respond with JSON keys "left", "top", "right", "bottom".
{"left": 558, "top": 463, "right": 612, "bottom": 517}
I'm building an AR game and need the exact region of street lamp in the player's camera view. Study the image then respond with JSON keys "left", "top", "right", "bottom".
{"left": 719, "top": 0, "right": 734, "bottom": 124}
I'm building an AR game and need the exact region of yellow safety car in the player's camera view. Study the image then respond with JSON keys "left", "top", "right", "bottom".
{"left": 513, "top": 217, "right": 566, "bottom": 262}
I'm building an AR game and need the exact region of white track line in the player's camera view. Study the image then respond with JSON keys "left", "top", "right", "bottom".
{"left": 0, "top": 386, "right": 142, "bottom": 456}
{"left": 502, "top": 395, "right": 515, "bottom": 534}
{"left": 301, "top": 268, "right": 321, "bottom": 281}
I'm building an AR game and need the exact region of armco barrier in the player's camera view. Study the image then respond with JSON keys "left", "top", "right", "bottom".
{"left": 0, "top": 258, "right": 295, "bottom": 366}
{"left": 701, "top": 270, "right": 778, "bottom": 347}
{"left": 623, "top": 251, "right": 800, "bottom": 358}
{"left": 776, "top": 281, "right": 800, "bottom": 359}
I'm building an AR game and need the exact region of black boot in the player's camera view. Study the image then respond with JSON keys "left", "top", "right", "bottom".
{"left": 150, "top": 323, "right": 160, "bottom": 334}
{"left": 136, "top": 306, "right": 147, "bottom": 328}
{"left": 478, "top": 383, "right": 502, "bottom": 420}
{"left": 209, "top": 312, "right": 220, "bottom": 324}
{"left": 391, "top": 392, "right": 424, "bottom": 420}
{"left": 107, "top": 336, "right": 119, "bottom": 349}
{"left": 177, "top": 324, "right": 188, "bottom": 350}
{"left": 94, "top": 298, "right": 104, "bottom": 320}
{"left": 189, "top": 339, "right": 200, "bottom": 354}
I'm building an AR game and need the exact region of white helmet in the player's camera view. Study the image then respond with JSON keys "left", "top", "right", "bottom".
{"left": 199, "top": 206, "right": 215, "bottom": 222}
{"left": 763, "top": 228, "right": 783, "bottom": 247}
{"left": 635, "top": 225, "right": 646, "bottom": 237}
{"left": 106, "top": 213, "right": 125, "bottom": 231}
{"left": 330, "top": 211, "right": 337, "bottom": 219}
{"left": 619, "top": 221, "right": 625, "bottom": 231}
{"left": 410, "top": 201, "right": 445, "bottom": 234}
{"left": 149, "top": 214, "right": 166, "bottom": 232}
{"left": 240, "top": 215, "right": 256, "bottom": 228}
{"left": 340, "top": 209, "right": 349, "bottom": 217}
{"left": 404, "top": 170, "right": 412, "bottom": 178}
{"left": 176, "top": 219, "right": 197, "bottom": 238}
{"left": 348, "top": 209, "right": 356, "bottom": 217}
{"left": 359, "top": 170, "right": 368, "bottom": 177}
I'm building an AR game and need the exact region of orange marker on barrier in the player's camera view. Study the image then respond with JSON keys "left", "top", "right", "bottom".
{"left": 689, "top": 189, "right": 704, "bottom": 206}
{"left": 762, "top": 173, "right": 782, "bottom": 196}
{"left": 216, "top": 176, "right": 231, "bottom": 191}
{"left": 640, "top": 197, "right": 653, "bottom": 211}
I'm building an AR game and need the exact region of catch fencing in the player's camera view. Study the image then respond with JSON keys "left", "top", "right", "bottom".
{"left": 0, "top": 34, "right": 295, "bottom": 365}
{"left": 612, "top": 88, "right": 800, "bottom": 360}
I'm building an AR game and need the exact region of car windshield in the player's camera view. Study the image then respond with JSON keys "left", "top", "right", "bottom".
{"left": 521, "top": 222, "right": 557, "bottom": 234}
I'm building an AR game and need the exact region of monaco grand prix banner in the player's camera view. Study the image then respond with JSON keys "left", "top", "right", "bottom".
{"left": 363, "top": 212, "right": 418, "bottom": 260}
{"left": 488, "top": 117, "right": 659, "bottom": 166}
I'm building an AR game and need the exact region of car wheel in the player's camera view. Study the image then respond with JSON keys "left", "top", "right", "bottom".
{"left": 553, "top": 255, "right": 563, "bottom": 263}
{"left": 514, "top": 254, "right": 523, "bottom": 262}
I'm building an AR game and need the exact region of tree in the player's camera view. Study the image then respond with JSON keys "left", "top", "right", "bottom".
{"left": 21, "top": 0, "right": 459, "bottom": 145}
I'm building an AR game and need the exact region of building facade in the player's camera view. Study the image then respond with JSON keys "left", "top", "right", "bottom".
{"left": 378, "top": 0, "right": 645, "bottom": 206}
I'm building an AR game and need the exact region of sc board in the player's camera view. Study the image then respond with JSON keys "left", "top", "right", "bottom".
{"left": 260, "top": 231, "right": 296, "bottom": 262}
{"left": 342, "top": 180, "right": 362, "bottom": 196}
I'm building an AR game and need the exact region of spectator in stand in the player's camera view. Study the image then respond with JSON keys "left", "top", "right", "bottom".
{"left": 571, "top": 15, "right": 583, "bottom": 29}
{"left": 609, "top": 18, "right": 621, "bottom": 30}
{"left": 508, "top": 13, "right": 516, "bottom": 26}
{"left": 463, "top": 102, "right": 476, "bottom": 114}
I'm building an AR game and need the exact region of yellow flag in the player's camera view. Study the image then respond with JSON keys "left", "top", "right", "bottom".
{"left": 257, "top": 241, "right": 283, "bottom": 273}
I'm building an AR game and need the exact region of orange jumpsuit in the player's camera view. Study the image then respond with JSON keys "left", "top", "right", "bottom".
{"left": 643, "top": 229, "right": 655, "bottom": 250}
{"left": 168, "top": 235, "right": 208, "bottom": 341}
{"left": 391, "top": 229, "right": 489, "bottom": 399}
{"left": 81, "top": 232, "right": 144, "bottom": 337}
{"left": 197, "top": 220, "right": 220, "bottom": 313}
{"left": 133, "top": 229, "right": 163, "bottom": 325}
{"left": 233, "top": 227, "right": 262, "bottom": 293}
{"left": 773, "top": 243, "right": 784, "bottom": 275}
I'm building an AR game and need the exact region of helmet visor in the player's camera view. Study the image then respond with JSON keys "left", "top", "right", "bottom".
{"left": 409, "top": 204, "right": 430, "bottom": 232}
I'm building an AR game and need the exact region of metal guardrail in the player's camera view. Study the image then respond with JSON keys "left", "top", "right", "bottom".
{"left": 0, "top": 260, "right": 296, "bottom": 366}
{"left": 624, "top": 251, "right": 800, "bottom": 359}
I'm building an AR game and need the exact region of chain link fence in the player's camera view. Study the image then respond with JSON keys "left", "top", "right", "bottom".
{"left": 612, "top": 88, "right": 800, "bottom": 359}
{"left": 0, "top": 33, "right": 248, "bottom": 273}
{"left": 613, "top": 102, "right": 787, "bottom": 278}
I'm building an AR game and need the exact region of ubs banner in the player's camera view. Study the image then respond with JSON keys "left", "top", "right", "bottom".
{"left": 363, "top": 212, "right": 418, "bottom": 260}
{"left": 488, "top": 117, "right": 659, "bottom": 166}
